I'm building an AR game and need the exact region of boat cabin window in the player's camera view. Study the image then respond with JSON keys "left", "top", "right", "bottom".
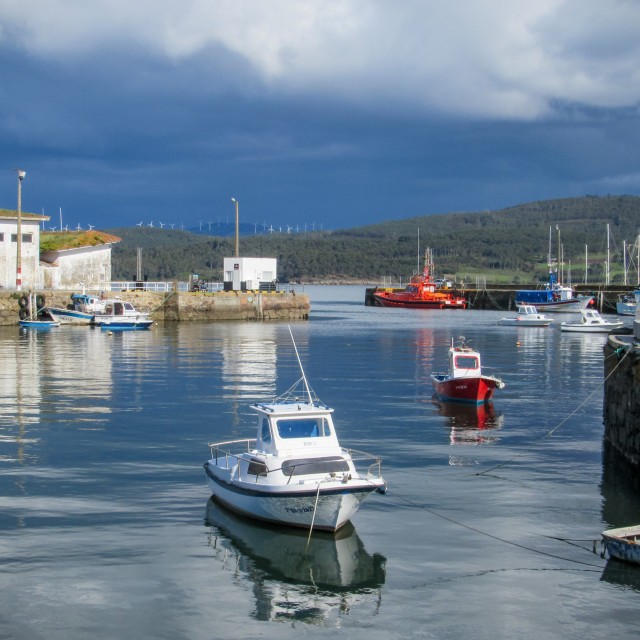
{"left": 260, "top": 418, "right": 272, "bottom": 444}
{"left": 275, "top": 417, "right": 330, "bottom": 439}
{"left": 282, "top": 456, "right": 349, "bottom": 477}
{"left": 455, "top": 355, "right": 479, "bottom": 370}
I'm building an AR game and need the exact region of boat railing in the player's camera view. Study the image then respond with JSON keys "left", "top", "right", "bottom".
{"left": 207, "top": 440, "right": 383, "bottom": 482}
{"left": 344, "top": 447, "right": 383, "bottom": 479}
{"left": 208, "top": 439, "right": 256, "bottom": 476}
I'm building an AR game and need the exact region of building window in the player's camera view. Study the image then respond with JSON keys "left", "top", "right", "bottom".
{"left": 0, "top": 233, "right": 4, "bottom": 241}
{"left": 10, "top": 233, "right": 33, "bottom": 243}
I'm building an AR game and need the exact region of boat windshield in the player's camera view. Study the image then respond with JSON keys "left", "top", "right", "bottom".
{"left": 275, "top": 417, "right": 330, "bottom": 439}
{"left": 455, "top": 355, "right": 479, "bottom": 370}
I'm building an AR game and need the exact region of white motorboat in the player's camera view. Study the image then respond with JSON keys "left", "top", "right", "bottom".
{"left": 203, "top": 330, "right": 386, "bottom": 532}
{"left": 498, "top": 304, "right": 553, "bottom": 327}
{"left": 560, "top": 309, "right": 624, "bottom": 333}
{"left": 92, "top": 298, "right": 153, "bottom": 330}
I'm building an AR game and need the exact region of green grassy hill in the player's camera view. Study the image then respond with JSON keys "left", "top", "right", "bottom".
{"left": 106, "top": 195, "right": 640, "bottom": 284}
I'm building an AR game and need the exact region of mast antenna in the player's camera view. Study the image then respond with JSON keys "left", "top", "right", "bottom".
{"left": 288, "top": 326, "right": 313, "bottom": 405}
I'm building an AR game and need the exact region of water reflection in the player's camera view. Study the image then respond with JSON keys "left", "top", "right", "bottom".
{"left": 432, "top": 398, "right": 504, "bottom": 445}
{"left": 600, "top": 558, "right": 640, "bottom": 592}
{"left": 0, "top": 327, "right": 114, "bottom": 465}
{"left": 204, "top": 498, "right": 386, "bottom": 625}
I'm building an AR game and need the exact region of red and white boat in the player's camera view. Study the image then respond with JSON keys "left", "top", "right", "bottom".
{"left": 373, "top": 248, "right": 466, "bottom": 309}
{"left": 430, "top": 338, "right": 505, "bottom": 404}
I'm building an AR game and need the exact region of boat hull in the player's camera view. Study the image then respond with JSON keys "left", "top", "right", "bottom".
{"left": 46, "top": 307, "right": 93, "bottom": 325}
{"left": 98, "top": 320, "right": 153, "bottom": 330}
{"left": 514, "top": 296, "right": 592, "bottom": 313}
{"left": 373, "top": 292, "right": 466, "bottom": 309}
{"left": 560, "top": 322, "right": 624, "bottom": 333}
{"left": 602, "top": 526, "right": 640, "bottom": 565}
{"left": 204, "top": 463, "right": 381, "bottom": 531}
{"left": 497, "top": 318, "right": 552, "bottom": 326}
{"left": 18, "top": 320, "right": 60, "bottom": 329}
{"left": 431, "top": 374, "right": 501, "bottom": 404}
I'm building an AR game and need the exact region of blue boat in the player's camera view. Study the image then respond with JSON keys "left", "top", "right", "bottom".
{"left": 516, "top": 273, "right": 592, "bottom": 313}
{"left": 602, "top": 525, "right": 640, "bottom": 565}
{"left": 19, "top": 319, "right": 60, "bottom": 329}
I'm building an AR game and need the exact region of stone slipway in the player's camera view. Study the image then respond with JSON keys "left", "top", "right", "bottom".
{"left": 0, "top": 290, "right": 309, "bottom": 326}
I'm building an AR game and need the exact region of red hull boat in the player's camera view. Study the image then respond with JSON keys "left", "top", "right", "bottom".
{"left": 373, "top": 249, "right": 466, "bottom": 309}
{"left": 430, "top": 338, "right": 504, "bottom": 404}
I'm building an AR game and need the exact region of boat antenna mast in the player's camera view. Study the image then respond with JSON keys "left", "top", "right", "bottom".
{"left": 288, "top": 325, "right": 314, "bottom": 406}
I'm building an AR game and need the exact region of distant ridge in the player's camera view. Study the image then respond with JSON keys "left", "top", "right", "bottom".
{"left": 105, "top": 195, "right": 640, "bottom": 284}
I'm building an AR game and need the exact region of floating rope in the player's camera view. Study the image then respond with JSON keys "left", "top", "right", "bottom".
{"left": 474, "top": 344, "right": 632, "bottom": 477}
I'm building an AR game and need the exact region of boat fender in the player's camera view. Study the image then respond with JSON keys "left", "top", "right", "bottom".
{"left": 18, "top": 295, "right": 29, "bottom": 309}
{"left": 36, "top": 294, "right": 46, "bottom": 309}
{"left": 18, "top": 307, "right": 29, "bottom": 320}
{"left": 376, "top": 484, "right": 388, "bottom": 495}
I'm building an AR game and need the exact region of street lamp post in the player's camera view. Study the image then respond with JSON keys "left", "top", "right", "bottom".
{"left": 15, "top": 169, "right": 26, "bottom": 291}
{"left": 231, "top": 197, "right": 239, "bottom": 257}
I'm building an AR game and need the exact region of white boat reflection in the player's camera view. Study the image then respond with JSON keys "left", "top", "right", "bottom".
{"left": 204, "top": 497, "right": 386, "bottom": 625}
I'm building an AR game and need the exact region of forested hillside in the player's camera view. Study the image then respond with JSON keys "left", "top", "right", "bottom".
{"left": 108, "top": 196, "right": 640, "bottom": 284}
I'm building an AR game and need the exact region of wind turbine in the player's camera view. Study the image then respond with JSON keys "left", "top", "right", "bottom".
{"left": 76, "top": 223, "right": 82, "bottom": 231}
{"left": 136, "top": 221, "right": 143, "bottom": 227}
{"left": 159, "top": 221, "right": 165, "bottom": 229}
{"left": 88, "top": 224, "right": 95, "bottom": 230}
{"left": 148, "top": 221, "right": 154, "bottom": 228}
{"left": 50, "top": 226, "right": 57, "bottom": 231}
{"left": 170, "top": 223, "right": 175, "bottom": 229}
{"left": 286, "top": 225, "right": 292, "bottom": 233}
{"left": 268, "top": 224, "right": 274, "bottom": 234}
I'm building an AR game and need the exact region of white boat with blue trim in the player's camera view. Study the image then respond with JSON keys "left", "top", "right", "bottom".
{"left": 602, "top": 525, "right": 640, "bottom": 565}
{"left": 203, "top": 331, "right": 386, "bottom": 532}
{"left": 47, "top": 293, "right": 106, "bottom": 325}
{"left": 92, "top": 298, "right": 153, "bottom": 330}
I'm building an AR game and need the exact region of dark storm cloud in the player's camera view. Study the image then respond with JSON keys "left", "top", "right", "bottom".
{"left": 2, "top": 1, "right": 640, "bottom": 230}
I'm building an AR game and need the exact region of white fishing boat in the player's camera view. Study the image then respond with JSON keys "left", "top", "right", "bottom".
{"left": 498, "top": 304, "right": 553, "bottom": 327}
{"left": 203, "top": 330, "right": 386, "bottom": 532}
{"left": 560, "top": 309, "right": 624, "bottom": 333}
{"left": 602, "top": 525, "right": 640, "bottom": 565}
{"left": 92, "top": 298, "right": 153, "bottom": 330}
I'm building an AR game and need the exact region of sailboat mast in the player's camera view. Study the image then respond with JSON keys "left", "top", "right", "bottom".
{"left": 606, "top": 223, "right": 610, "bottom": 286}
{"left": 623, "top": 239, "right": 627, "bottom": 286}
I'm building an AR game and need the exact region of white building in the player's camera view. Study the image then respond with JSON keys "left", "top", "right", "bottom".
{"left": 0, "top": 209, "right": 49, "bottom": 290}
{"left": 223, "top": 257, "right": 278, "bottom": 291}
{"left": 0, "top": 208, "right": 120, "bottom": 291}
{"left": 39, "top": 231, "right": 121, "bottom": 290}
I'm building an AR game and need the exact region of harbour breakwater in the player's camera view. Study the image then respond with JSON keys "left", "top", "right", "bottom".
{"left": 0, "top": 290, "right": 309, "bottom": 326}
{"left": 365, "top": 283, "right": 637, "bottom": 311}
{"left": 604, "top": 322, "right": 640, "bottom": 469}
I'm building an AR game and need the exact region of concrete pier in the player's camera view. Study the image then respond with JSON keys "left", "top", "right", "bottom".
{"left": 0, "top": 290, "right": 310, "bottom": 326}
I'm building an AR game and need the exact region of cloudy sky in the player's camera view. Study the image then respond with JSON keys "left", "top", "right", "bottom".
{"left": 2, "top": 0, "right": 640, "bottom": 231}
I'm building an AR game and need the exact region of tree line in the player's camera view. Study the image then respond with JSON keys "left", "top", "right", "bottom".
{"left": 108, "top": 195, "right": 640, "bottom": 284}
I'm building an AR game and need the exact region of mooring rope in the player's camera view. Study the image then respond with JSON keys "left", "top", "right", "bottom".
{"left": 474, "top": 343, "right": 632, "bottom": 477}
{"left": 389, "top": 493, "right": 605, "bottom": 569}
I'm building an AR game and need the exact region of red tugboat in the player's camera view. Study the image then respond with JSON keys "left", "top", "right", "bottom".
{"left": 372, "top": 248, "right": 466, "bottom": 309}
{"left": 430, "top": 337, "right": 505, "bottom": 404}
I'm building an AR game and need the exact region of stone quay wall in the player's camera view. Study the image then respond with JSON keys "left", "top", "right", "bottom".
{"left": 603, "top": 332, "right": 640, "bottom": 468}
{"left": 0, "top": 290, "right": 310, "bottom": 325}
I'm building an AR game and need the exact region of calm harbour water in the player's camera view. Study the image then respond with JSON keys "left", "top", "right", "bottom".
{"left": 1, "top": 286, "right": 639, "bottom": 639}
